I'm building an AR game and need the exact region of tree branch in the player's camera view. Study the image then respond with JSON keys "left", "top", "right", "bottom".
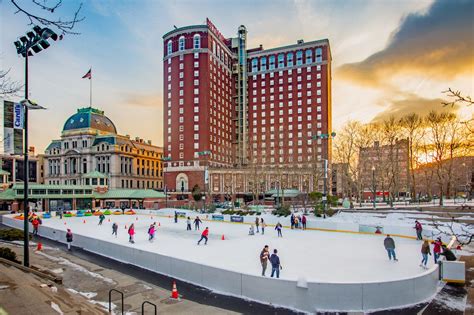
{"left": 10, "top": 0, "right": 84, "bottom": 35}
{"left": 442, "top": 88, "right": 473, "bottom": 107}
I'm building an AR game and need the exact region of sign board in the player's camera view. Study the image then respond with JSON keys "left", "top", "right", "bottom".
{"left": 13, "top": 103, "right": 24, "bottom": 129}
{"left": 1, "top": 100, "right": 24, "bottom": 155}
{"left": 204, "top": 169, "right": 209, "bottom": 185}
{"left": 176, "top": 211, "right": 187, "bottom": 218}
{"left": 212, "top": 214, "right": 224, "bottom": 221}
{"left": 230, "top": 215, "right": 244, "bottom": 223}
{"left": 206, "top": 18, "right": 226, "bottom": 43}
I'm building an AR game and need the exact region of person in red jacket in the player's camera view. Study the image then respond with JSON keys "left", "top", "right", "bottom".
{"left": 197, "top": 227, "right": 209, "bottom": 245}
{"left": 32, "top": 218, "right": 40, "bottom": 236}
{"left": 301, "top": 215, "right": 307, "bottom": 230}
{"left": 433, "top": 237, "right": 442, "bottom": 263}
{"left": 128, "top": 223, "right": 135, "bottom": 244}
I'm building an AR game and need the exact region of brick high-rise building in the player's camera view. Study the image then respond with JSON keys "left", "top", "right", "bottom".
{"left": 163, "top": 19, "right": 332, "bottom": 200}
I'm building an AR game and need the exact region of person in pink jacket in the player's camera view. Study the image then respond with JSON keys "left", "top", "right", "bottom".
{"left": 128, "top": 223, "right": 135, "bottom": 244}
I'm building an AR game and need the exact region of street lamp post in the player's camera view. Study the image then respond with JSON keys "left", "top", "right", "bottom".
{"left": 14, "top": 26, "right": 59, "bottom": 267}
{"left": 197, "top": 150, "right": 211, "bottom": 211}
{"left": 312, "top": 132, "right": 336, "bottom": 217}
{"left": 372, "top": 166, "right": 376, "bottom": 209}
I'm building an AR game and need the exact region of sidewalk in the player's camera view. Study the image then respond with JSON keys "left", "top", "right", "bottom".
{"left": 0, "top": 241, "right": 238, "bottom": 314}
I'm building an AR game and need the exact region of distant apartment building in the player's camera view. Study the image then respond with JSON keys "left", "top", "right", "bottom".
{"left": 331, "top": 162, "right": 352, "bottom": 198}
{"left": 414, "top": 156, "right": 473, "bottom": 199}
{"left": 358, "top": 139, "right": 409, "bottom": 200}
{"left": 162, "top": 19, "right": 332, "bottom": 200}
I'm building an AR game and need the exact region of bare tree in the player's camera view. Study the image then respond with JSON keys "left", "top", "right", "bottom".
{"left": 0, "top": 69, "right": 22, "bottom": 96}
{"left": 442, "top": 88, "right": 474, "bottom": 107}
{"left": 399, "top": 113, "right": 425, "bottom": 200}
{"left": 432, "top": 217, "right": 474, "bottom": 246}
{"left": 10, "top": 0, "right": 84, "bottom": 35}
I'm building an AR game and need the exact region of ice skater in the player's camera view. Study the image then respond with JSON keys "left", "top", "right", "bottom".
{"left": 148, "top": 223, "right": 156, "bottom": 242}
{"left": 249, "top": 225, "right": 255, "bottom": 235}
{"left": 270, "top": 249, "right": 282, "bottom": 278}
{"left": 197, "top": 227, "right": 209, "bottom": 245}
{"left": 32, "top": 217, "right": 40, "bottom": 236}
{"left": 194, "top": 216, "right": 202, "bottom": 230}
{"left": 112, "top": 222, "right": 118, "bottom": 237}
{"left": 302, "top": 215, "right": 307, "bottom": 230}
{"left": 261, "top": 218, "right": 266, "bottom": 235}
{"left": 66, "top": 229, "right": 73, "bottom": 251}
{"left": 174, "top": 211, "right": 178, "bottom": 223}
{"left": 433, "top": 237, "right": 442, "bottom": 263}
{"left": 260, "top": 245, "right": 270, "bottom": 276}
{"left": 98, "top": 213, "right": 106, "bottom": 225}
{"left": 420, "top": 239, "right": 431, "bottom": 268}
{"left": 255, "top": 217, "right": 260, "bottom": 233}
{"left": 186, "top": 217, "right": 192, "bottom": 231}
{"left": 384, "top": 234, "right": 398, "bottom": 261}
{"left": 128, "top": 223, "right": 135, "bottom": 244}
{"left": 290, "top": 214, "right": 295, "bottom": 229}
{"left": 275, "top": 222, "right": 283, "bottom": 237}
{"left": 414, "top": 220, "right": 423, "bottom": 240}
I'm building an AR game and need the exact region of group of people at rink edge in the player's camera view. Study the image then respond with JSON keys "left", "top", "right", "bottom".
{"left": 383, "top": 220, "right": 457, "bottom": 269}
{"left": 27, "top": 210, "right": 459, "bottom": 277}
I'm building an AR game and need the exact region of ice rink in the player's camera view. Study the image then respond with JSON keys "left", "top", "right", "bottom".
{"left": 37, "top": 213, "right": 435, "bottom": 283}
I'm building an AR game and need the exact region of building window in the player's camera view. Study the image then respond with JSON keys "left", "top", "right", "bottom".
{"left": 179, "top": 36, "right": 185, "bottom": 51}
{"left": 306, "top": 50, "right": 313, "bottom": 64}
{"left": 296, "top": 50, "right": 303, "bottom": 66}
{"left": 287, "top": 53, "right": 294, "bottom": 67}
{"left": 167, "top": 40, "right": 172, "bottom": 55}
{"left": 261, "top": 57, "right": 267, "bottom": 71}
{"left": 278, "top": 53, "right": 284, "bottom": 68}
{"left": 269, "top": 55, "right": 275, "bottom": 70}
{"left": 193, "top": 34, "right": 201, "bottom": 49}
{"left": 316, "top": 48, "right": 322, "bottom": 62}
{"left": 251, "top": 58, "right": 258, "bottom": 72}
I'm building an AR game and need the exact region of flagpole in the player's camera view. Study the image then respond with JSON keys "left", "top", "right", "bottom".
{"left": 90, "top": 67, "right": 92, "bottom": 108}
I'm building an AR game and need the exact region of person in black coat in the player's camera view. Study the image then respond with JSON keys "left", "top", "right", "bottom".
{"left": 440, "top": 245, "right": 457, "bottom": 261}
{"left": 270, "top": 249, "right": 282, "bottom": 278}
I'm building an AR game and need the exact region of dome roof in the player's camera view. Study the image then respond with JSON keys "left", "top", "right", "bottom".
{"left": 62, "top": 107, "right": 117, "bottom": 135}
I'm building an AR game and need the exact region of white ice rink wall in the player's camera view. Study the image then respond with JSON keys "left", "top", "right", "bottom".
{"left": 2, "top": 215, "right": 439, "bottom": 312}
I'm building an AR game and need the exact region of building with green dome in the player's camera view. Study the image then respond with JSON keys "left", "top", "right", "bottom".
{"left": 44, "top": 107, "right": 164, "bottom": 191}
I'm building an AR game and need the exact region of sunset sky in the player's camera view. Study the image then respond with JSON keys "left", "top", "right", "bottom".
{"left": 1, "top": 0, "right": 473, "bottom": 152}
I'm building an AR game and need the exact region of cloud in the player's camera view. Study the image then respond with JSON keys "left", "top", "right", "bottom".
{"left": 371, "top": 92, "right": 458, "bottom": 122}
{"left": 337, "top": 0, "right": 474, "bottom": 86}
{"left": 122, "top": 92, "right": 163, "bottom": 108}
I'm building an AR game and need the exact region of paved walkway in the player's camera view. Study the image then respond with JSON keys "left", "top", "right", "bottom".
{"left": 0, "top": 241, "right": 240, "bottom": 314}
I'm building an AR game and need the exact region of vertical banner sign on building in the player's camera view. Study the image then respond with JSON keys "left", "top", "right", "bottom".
{"left": 13, "top": 103, "right": 24, "bottom": 129}
{"left": 204, "top": 169, "right": 209, "bottom": 185}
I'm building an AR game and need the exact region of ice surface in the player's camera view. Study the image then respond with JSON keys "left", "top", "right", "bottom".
{"left": 38, "top": 213, "right": 436, "bottom": 283}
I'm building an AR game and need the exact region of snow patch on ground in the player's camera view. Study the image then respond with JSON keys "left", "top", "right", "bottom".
{"left": 50, "top": 302, "right": 63, "bottom": 314}
{"left": 435, "top": 289, "right": 467, "bottom": 311}
{"left": 67, "top": 288, "right": 98, "bottom": 299}
{"left": 36, "top": 251, "right": 115, "bottom": 284}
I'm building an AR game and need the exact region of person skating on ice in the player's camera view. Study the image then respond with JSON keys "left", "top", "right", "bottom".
{"left": 98, "top": 213, "right": 106, "bottom": 225}
{"left": 128, "top": 223, "right": 135, "bottom": 244}
{"left": 414, "top": 220, "right": 423, "bottom": 240}
{"left": 270, "top": 249, "right": 282, "bottom": 278}
{"left": 260, "top": 245, "right": 270, "bottom": 276}
{"left": 148, "top": 223, "right": 156, "bottom": 242}
{"left": 261, "top": 218, "right": 266, "bottom": 235}
{"left": 186, "top": 217, "right": 192, "bottom": 230}
{"left": 255, "top": 217, "right": 260, "bottom": 233}
{"left": 112, "top": 222, "right": 118, "bottom": 237}
{"left": 194, "top": 216, "right": 202, "bottom": 230}
{"left": 433, "top": 237, "right": 442, "bottom": 263}
{"left": 249, "top": 225, "right": 255, "bottom": 235}
{"left": 275, "top": 222, "right": 283, "bottom": 237}
{"left": 197, "top": 227, "right": 209, "bottom": 245}
{"left": 384, "top": 234, "right": 398, "bottom": 261}
{"left": 420, "top": 239, "right": 431, "bottom": 268}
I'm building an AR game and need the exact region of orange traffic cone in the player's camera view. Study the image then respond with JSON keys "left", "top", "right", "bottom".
{"left": 36, "top": 242, "right": 42, "bottom": 251}
{"left": 171, "top": 281, "right": 179, "bottom": 299}
{"left": 221, "top": 234, "right": 225, "bottom": 240}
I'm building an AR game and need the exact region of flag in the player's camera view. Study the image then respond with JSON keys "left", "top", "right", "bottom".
{"left": 82, "top": 69, "right": 92, "bottom": 79}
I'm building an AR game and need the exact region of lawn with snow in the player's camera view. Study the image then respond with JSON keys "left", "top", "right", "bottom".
{"left": 38, "top": 214, "right": 434, "bottom": 283}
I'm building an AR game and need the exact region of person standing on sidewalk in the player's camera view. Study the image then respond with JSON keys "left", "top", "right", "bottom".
{"left": 270, "top": 249, "right": 282, "bottom": 278}
{"left": 66, "top": 229, "right": 73, "bottom": 251}
{"left": 383, "top": 234, "right": 398, "bottom": 261}
{"left": 260, "top": 245, "right": 270, "bottom": 276}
